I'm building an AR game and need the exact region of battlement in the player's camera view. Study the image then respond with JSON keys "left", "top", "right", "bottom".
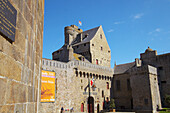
{"left": 42, "top": 58, "right": 113, "bottom": 73}
{"left": 129, "top": 65, "right": 157, "bottom": 75}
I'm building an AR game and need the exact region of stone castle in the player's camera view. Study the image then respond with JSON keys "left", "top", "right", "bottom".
{"left": 40, "top": 25, "right": 113, "bottom": 113}
{"left": 41, "top": 25, "right": 170, "bottom": 113}
{"left": 0, "top": 1, "right": 169, "bottom": 112}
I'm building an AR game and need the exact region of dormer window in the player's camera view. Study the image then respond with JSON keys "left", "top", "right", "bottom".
{"left": 100, "top": 34, "right": 102, "bottom": 39}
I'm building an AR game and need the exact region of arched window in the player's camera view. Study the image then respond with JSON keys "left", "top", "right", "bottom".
{"left": 106, "top": 82, "right": 109, "bottom": 89}
{"left": 102, "top": 90, "right": 104, "bottom": 97}
{"left": 96, "top": 59, "right": 98, "bottom": 65}
{"left": 79, "top": 71, "right": 82, "bottom": 77}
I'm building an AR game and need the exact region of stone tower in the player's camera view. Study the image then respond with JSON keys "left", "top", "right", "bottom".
{"left": 53, "top": 25, "right": 111, "bottom": 67}
{"left": 64, "top": 25, "right": 83, "bottom": 45}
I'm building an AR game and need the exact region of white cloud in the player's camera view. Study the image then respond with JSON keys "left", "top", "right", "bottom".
{"left": 133, "top": 13, "right": 144, "bottom": 19}
{"left": 114, "top": 21, "right": 124, "bottom": 25}
{"left": 148, "top": 28, "right": 161, "bottom": 35}
{"left": 155, "top": 28, "right": 161, "bottom": 32}
{"left": 107, "top": 29, "right": 114, "bottom": 33}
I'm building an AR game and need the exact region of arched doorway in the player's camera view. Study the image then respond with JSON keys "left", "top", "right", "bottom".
{"left": 81, "top": 103, "right": 84, "bottom": 112}
{"left": 87, "top": 97, "right": 94, "bottom": 113}
{"left": 97, "top": 104, "right": 100, "bottom": 113}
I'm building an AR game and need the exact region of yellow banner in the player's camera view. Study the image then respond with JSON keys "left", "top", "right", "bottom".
{"left": 41, "top": 70, "right": 55, "bottom": 102}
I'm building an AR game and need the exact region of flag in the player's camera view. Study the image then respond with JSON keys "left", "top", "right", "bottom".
{"left": 90, "top": 78, "right": 94, "bottom": 86}
{"left": 79, "top": 21, "right": 82, "bottom": 26}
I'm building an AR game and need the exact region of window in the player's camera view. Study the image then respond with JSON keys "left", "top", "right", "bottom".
{"left": 101, "top": 47, "right": 103, "bottom": 51}
{"left": 116, "top": 80, "right": 121, "bottom": 91}
{"left": 158, "top": 67, "right": 163, "bottom": 70}
{"left": 84, "top": 43, "right": 86, "bottom": 46}
{"left": 77, "top": 45, "right": 79, "bottom": 48}
{"left": 81, "top": 79, "right": 83, "bottom": 83}
{"left": 96, "top": 59, "right": 98, "bottom": 65}
{"left": 81, "top": 103, "right": 84, "bottom": 112}
{"left": 144, "top": 99, "right": 148, "bottom": 105}
{"left": 108, "top": 50, "right": 110, "bottom": 53}
{"left": 85, "top": 34, "right": 88, "bottom": 38}
{"left": 106, "top": 82, "right": 109, "bottom": 89}
{"left": 102, "top": 90, "right": 104, "bottom": 97}
{"left": 106, "top": 97, "right": 109, "bottom": 102}
{"left": 161, "top": 81, "right": 166, "bottom": 83}
{"left": 92, "top": 44, "right": 94, "bottom": 46}
{"left": 100, "top": 34, "right": 102, "bottom": 39}
{"left": 81, "top": 86, "right": 83, "bottom": 90}
{"left": 127, "top": 79, "right": 131, "bottom": 90}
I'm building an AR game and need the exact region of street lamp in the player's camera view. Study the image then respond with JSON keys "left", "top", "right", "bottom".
{"left": 88, "top": 77, "right": 90, "bottom": 113}
{"left": 86, "top": 77, "right": 96, "bottom": 113}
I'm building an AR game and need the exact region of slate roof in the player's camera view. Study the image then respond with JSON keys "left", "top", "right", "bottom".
{"left": 72, "top": 26, "right": 100, "bottom": 46}
{"left": 114, "top": 62, "right": 135, "bottom": 75}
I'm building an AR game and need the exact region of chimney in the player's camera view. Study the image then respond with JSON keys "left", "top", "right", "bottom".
{"left": 135, "top": 58, "right": 142, "bottom": 67}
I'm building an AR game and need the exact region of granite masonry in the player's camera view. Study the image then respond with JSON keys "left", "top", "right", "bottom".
{"left": 0, "top": 0, "right": 44, "bottom": 113}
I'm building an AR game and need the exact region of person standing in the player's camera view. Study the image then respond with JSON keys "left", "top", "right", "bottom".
{"left": 61, "top": 107, "right": 64, "bottom": 113}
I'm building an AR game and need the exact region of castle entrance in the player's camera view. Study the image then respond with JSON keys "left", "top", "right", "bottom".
{"left": 97, "top": 104, "right": 100, "bottom": 113}
{"left": 87, "top": 97, "right": 94, "bottom": 113}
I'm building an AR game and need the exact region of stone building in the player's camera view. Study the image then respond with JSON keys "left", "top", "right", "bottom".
{"left": 112, "top": 47, "right": 170, "bottom": 113}
{"left": 40, "top": 24, "right": 169, "bottom": 113}
{"left": 41, "top": 59, "right": 113, "bottom": 113}
{"left": 40, "top": 25, "right": 113, "bottom": 113}
{"left": 52, "top": 25, "right": 111, "bottom": 67}
{"left": 0, "top": 0, "right": 44, "bottom": 113}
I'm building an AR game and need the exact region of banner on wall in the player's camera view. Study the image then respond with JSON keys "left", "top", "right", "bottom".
{"left": 41, "top": 70, "right": 55, "bottom": 102}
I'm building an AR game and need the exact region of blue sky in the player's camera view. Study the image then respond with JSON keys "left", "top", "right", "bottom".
{"left": 43, "top": 0, "right": 170, "bottom": 68}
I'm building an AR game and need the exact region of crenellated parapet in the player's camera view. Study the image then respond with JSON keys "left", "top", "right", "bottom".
{"left": 42, "top": 58, "right": 113, "bottom": 72}
{"left": 129, "top": 65, "right": 157, "bottom": 75}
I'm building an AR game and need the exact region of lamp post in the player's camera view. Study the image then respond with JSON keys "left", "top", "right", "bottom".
{"left": 84, "top": 77, "right": 96, "bottom": 113}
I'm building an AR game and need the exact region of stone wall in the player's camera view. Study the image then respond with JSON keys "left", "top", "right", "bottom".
{"left": 141, "top": 49, "right": 170, "bottom": 107}
{"left": 130, "top": 65, "right": 161, "bottom": 113}
{"left": 112, "top": 73, "right": 132, "bottom": 110}
{"left": 90, "top": 26, "right": 111, "bottom": 67}
{"left": 40, "top": 58, "right": 113, "bottom": 113}
{"left": 0, "top": 0, "right": 44, "bottom": 113}
{"left": 112, "top": 65, "right": 161, "bottom": 113}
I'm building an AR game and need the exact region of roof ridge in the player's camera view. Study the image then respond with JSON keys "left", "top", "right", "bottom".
{"left": 82, "top": 26, "right": 100, "bottom": 33}
{"left": 115, "top": 61, "right": 135, "bottom": 66}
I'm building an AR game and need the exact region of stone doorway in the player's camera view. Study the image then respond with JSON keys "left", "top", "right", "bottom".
{"left": 87, "top": 97, "right": 94, "bottom": 113}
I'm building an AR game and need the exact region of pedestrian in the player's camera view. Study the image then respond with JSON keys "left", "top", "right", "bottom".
{"left": 61, "top": 107, "right": 64, "bottom": 113}
{"left": 70, "top": 107, "right": 74, "bottom": 112}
